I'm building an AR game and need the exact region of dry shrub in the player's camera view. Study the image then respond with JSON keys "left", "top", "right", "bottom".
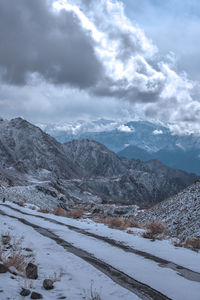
{"left": 68, "top": 208, "right": 84, "bottom": 219}
{"left": 94, "top": 217, "right": 131, "bottom": 230}
{"left": 93, "top": 216, "right": 105, "bottom": 224}
{"left": 173, "top": 241, "right": 184, "bottom": 248}
{"left": 85, "top": 281, "right": 102, "bottom": 300}
{"left": 1, "top": 233, "right": 11, "bottom": 245}
{"left": 0, "top": 233, "right": 34, "bottom": 273}
{"left": 4, "top": 251, "right": 29, "bottom": 273}
{"left": 128, "top": 218, "right": 143, "bottom": 229}
{"left": 143, "top": 220, "right": 167, "bottom": 240}
{"left": 38, "top": 209, "right": 50, "bottom": 214}
{"left": 54, "top": 207, "right": 67, "bottom": 217}
{"left": 185, "top": 237, "right": 200, "bottom": 251}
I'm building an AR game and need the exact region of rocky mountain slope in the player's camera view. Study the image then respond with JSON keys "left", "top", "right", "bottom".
{"left": 0, "top": 117, "right": 82, "bottom": 180}
{"left": 0, "top": 117, "right": 198, "bottom": 209}
{"left": 136, "top": 180, "right": 200, "bottom": 240}
{"left": 63, "top": 139, "right": 127, "bottom": 177}
{"left": 64, "top": 139, "right": 197, "bottom": 206}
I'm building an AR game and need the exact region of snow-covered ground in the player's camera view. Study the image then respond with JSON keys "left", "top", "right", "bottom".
{"left": 0, "top": 201, "right": 200, "bottom": 300}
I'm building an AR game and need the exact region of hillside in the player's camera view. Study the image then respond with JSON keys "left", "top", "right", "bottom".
{"left": 136, "top": 180, "right": 200, "bottom": 240}
{"left": 63, "top": 139, "right": 198, "bottom": 205}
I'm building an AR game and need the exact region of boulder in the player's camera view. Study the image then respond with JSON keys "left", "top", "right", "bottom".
{"left": 43, "top": 279, "right": 54, "bottom": 290}
{"left": 20, "top": 288, "right": 31, "bottom": 297}
{"left": 25, "top": 263, "right": 38, "bottom": 279}
{"left": 0, "top": 264, "right": 8, "bottom": 273}
{"left": 30, "top": 292, "right": 43, "bottom": 299}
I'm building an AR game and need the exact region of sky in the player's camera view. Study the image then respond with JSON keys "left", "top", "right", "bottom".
{"left": 0, "top": 0, "right": 200, "bottom": 134}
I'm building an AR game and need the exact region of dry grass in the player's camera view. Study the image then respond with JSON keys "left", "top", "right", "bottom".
{"left": 84, "top": 281, "right": 102, "bottom": 300}
{"left": 142, "top": 220, "right": 167, "bottom": 240}
{"left": 37, "top": 209, "right": 51, "bottom": 214}
{"left": 128, "top": 218, "right": 143, "bottom": 229}
{"left": 0, "top": 232, "right": 34, "bottom": 274}
{"left": 53, "top": 207, "right": 84, "bottom": 219}
{"left": 94, "top": 217, "right": 132, "bottom": 230}
{"left": 67, "top": 208, "right": 84, "bottom": 219}
{"left": 54, "top": 207, "right": 67, "bottom": 217}
{"left": 17, "top": 201, "right": 25, "bottom": 207}
{"left": 1, "top": 233, "right": 11, "bottom": 245}
{"left": 185, "top": 237, "right": 200, "bottom": 251}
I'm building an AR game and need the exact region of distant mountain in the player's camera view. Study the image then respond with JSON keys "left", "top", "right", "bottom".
{"left": 155, "top": 148, "right": 200, "bottom": 175}
{"left": 136, "top": 180, "right": 200, "bottom": 240}
{"left": 118, "top": 145, "right": 200, "bottom": 175}
{"left": 118, "top": 145, "right": 153, "bottom": 161}
{"left": 40, "top": 119, "right": 200, "bottom": 174}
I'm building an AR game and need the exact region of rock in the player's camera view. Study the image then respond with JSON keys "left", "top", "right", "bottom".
{"left": 0, "top": 264, "right": 8, "bottom": 273}
{"left": 20, "top": 288, "right": 31, "bottom": 297}
{"left": 43, "top": 279, "right": 54, "bottom": 290}
{"left": 24, "top": 247, "right": 32, "bottom": 252}
{"left": 25, "top": 263, "right": 38, "bottom": 279}
{"left": 30, "top": 292, "right": 43, "bottom": 299}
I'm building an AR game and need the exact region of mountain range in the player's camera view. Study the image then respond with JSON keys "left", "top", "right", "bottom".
{"left": 0, "top": 117, "right": 198, "bottom": 210}
{"left": 40, "top": 119, "right": 200, "bottom": 175}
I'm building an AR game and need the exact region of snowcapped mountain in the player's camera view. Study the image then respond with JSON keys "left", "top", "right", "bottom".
{"left": 136, "top": 180, "right": 200, "bottom": 240}
{"left": 0, "top": 118, "right": 198, "bottom": 209}
{"left": 0, "top": 117, "right": 82, "bottom": 179}
{"left": 39, "top": 119, "right": 200, "bottom": 174}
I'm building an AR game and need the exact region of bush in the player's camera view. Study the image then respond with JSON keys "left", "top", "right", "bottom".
{"left": 185, "top": 237, "right": 200, "bottom": 251}
{"left": 54, "top": 207, "right": 67, "bottom": 217}
{"left": 94, "top": 217, "right": 131, "bottom": 230}
{"left": 128, "top": 218, "right": 143, "bottom": 229}
{"left": 67, "top": 209, "right": 84, "bottom": 219}
{"left": 0, "top": 232, "right": 34, "bottom": 273}
{"left": 142, "top": 220, "right": 167, "bottom": 240}
{"left": 38, "top": 209, "right": 50, "bottom": 214}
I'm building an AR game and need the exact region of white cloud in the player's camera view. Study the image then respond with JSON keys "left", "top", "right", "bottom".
{"left": 118, "top": 124, "right": 133, "bottom": 132}
{"left": 152, "top": 130, "right": 163, "bottom": 135}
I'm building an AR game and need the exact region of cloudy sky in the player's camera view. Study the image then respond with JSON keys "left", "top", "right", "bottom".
{"left": 0, "top": 0, "right": 200, "bottom": 134}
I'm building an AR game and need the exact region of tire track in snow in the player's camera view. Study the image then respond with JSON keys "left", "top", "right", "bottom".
{"left": 0, "top": 208, "right": 171, "bottom": 300}
{"left": 1, "top": 203, "right": 200, "bottom": 284}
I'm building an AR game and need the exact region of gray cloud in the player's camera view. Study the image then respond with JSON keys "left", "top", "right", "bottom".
{"left": 0, "top": 0, "right": 103, "bottom": 88}
{"left": 0, "top": 0, "right": 200, "bottom": 135}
